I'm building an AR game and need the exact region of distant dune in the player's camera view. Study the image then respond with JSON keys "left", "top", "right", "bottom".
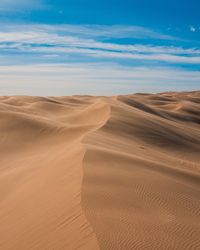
{"left": 0, "top": 91, "right": 200, "bottom": 249}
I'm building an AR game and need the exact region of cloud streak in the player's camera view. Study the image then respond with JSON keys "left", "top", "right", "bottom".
{"left": 0, "top": 63, "right": 199, "bottom": 95}
{"left": 0, "top": 24, "right": 199, "bottom": 95}
{"left": 0, "top": 24, "right": 200, "bottom": 65}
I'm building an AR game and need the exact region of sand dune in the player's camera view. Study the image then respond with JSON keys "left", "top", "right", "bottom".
{"left": 0, "top": 91, "right": 200, "bottom": 249}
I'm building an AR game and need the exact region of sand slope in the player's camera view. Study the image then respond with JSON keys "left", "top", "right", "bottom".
{"left": 0, "top": 92, "right": 200, "bottom": 249}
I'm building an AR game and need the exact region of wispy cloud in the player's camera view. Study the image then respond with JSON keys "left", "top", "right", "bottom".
{"left": 36, "top": 24, "right": 175, "bottom": 40}
{"left": 0, "top": 24, "right": 199, "bottom": 95}
{"left": 0, "top": 24, "right": 200, "bottom": 65}
{"left": 0, "top": 24, "right": 176, "bottom": 40}
{"left": 0, "top": 63, "right": 199, "bottom": 95}
{"left": 190, "top": 26, "right": 196, "bottom": 32}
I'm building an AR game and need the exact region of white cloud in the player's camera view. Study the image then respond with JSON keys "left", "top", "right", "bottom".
{"left": 44, "top": 24, "right": 175, "bottom": 40}
{"left": 0, "top": 24, "right": 176, "bottom": 40}
{"left": 0, "top": 63, "right": 199, "bottom": 95}
{"left": 0, "top": 21, "right": 199, "bottom": 96}
{"left": 0, "top": 24, "right": 199, "bottom": 65}
{"left": 190, "top": 26, "right": 196, "bottom": 32}
{"left": 0, "top": 29, "right": 198, "bottom": 55}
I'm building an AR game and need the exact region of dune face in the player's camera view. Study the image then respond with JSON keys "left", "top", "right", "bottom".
{"left": 0, "top": 92, "right": 200, "bottom": 249}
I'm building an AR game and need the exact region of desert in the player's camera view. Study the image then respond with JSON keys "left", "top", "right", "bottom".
{"left": 0, "top": 91, "right": 200, "bottom": 249}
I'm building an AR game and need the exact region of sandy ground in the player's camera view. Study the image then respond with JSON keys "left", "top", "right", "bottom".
{"left": 0, "top": 91, "right": 200, "bottom": 249}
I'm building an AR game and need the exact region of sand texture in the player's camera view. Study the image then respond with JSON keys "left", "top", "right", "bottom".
{"left": 0, "top": 91, "right": 200, "bottom": 249}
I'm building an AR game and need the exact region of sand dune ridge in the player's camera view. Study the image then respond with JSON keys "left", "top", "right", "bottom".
{"left": 0, "top": 92, "right": 200, "bottom": 249}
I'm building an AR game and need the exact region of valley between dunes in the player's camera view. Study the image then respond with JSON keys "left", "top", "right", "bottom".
{"left": 0, "top": 91, "right": 200, "bottom": 249}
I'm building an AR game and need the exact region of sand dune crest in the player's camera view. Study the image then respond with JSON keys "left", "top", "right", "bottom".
{"left": 0, "top": 92, "right": 200, "bottom": 249}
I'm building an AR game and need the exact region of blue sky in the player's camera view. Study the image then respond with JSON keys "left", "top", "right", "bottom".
{"left": 0, "top": 0, "right": 200, "bottom": 95}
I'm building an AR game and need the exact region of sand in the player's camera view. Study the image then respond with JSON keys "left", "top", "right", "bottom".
{"left": 0, "top": 91, "right": 199, "bottom": 249}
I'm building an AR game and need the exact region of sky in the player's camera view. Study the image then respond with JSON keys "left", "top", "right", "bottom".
{"left": 0, "top": 0, "right": 200, "bottom": 95}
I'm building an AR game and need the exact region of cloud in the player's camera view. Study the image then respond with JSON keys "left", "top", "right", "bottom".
{"left": 190, "top": 26, "right": 196, "bottom": 32}
{"left": 0, "top": 24, "right": 199, "bottom": 65}
{"left": 0, "top": 23, "right": 176, "bottom": 40}
{"left": 0, "top": 63, "right": 199, "bottom": 95}
{"left": 0, "top": 29, "right": 196, "bottom": 55}
{"left": 42, "top": 24, "right": 175, "bottom": 40}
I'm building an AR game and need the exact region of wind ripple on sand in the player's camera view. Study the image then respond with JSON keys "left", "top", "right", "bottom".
{"left": 0, "top": 96, "right": 109, "bottom": 249}
{"left": 82, "top": 91, "right": 200, "bottom": 250}
{"left": 0, "top": 92, "right": 200, "bottom": 249}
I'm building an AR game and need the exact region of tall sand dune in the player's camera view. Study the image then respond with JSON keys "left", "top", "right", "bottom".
{"left": 0, "top": 91, "right": 200, "bottom": 249}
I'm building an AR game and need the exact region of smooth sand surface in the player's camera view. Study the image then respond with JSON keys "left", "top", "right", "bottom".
{"left": 0, "top": 91, "right": 200, "bottom": 249}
